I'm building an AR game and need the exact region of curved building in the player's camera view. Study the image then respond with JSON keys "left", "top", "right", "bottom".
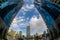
{"left": 34, "top": 0, "right": 60, "bottom": 39}
{"left": 0, "top": 0, "right": 24, "bottom": 39}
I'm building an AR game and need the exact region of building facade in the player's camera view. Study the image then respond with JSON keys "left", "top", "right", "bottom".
{"left": 34, "top": 0, "right": 60, "bottom": 39}
{"left": 26, "top": 26, "right": 30, "bottom": 40}
{"left": 0, "top": 0, "right": 24, "bottom": 39}
{"left": 19, "top": 31, "right": 22, "bottom": 38}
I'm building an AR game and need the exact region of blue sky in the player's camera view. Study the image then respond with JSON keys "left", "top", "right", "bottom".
{"left": 9, "top": 0, "right": 47, "bottom": 35}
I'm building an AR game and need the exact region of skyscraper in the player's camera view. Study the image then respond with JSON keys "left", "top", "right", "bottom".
{"left": 19, "top": 31, "right": 22, "bottom": 38}
{"left": 0, "top": 0, "right": 24, "bottom": 39}
{"left": 34, "top": 0, "right": 60, "bottom": 39}
{"left": 26, "top": 26, "right": 30, "bottom": 40}
{"left": 34, "top": 0, "right": 60, "bottom": 28}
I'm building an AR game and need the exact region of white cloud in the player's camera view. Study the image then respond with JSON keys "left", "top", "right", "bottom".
{"left": 26, "top": 4, "right": 34, "bottom": 9}
{"left": 9, "top": 0, "right": 47, "bottom": 34}
{"left": 26, "top": 17, "right": 29, "bottom": 20}
{"left": 21, "top": 4, "right": 34, "bottom": 15}
{"left": 22, "top": 4, "right": 34, "bottom": 11}
{"left": 9, "top": 16, "right": 25, "bottom": 31}
{"left": 9, "top": 15, "right": 29, "bottom": 32}
{"left": 11, "top": 17, "right": 24, "bottom": 26}
{"left": 30, "top": 15, "right": 47, "bottom": 34}
{"left": 24, "top": 0, "right": 34, "bottom": 4}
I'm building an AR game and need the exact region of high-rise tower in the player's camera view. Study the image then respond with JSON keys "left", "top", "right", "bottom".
{"left": 26, "top": 26, "right": 30, "bottom": 40}
{"left": 34, "top": 0, "right": 60, "bottom": 39}
{"left": 0, "top": 0, "right": 24, "bottom": 39}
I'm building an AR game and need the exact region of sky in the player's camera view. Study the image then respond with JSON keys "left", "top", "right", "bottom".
{"left": 9, "top": 0, "right": 47, "bottom": 35}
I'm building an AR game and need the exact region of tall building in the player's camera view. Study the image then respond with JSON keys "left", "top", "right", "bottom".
{"left": 35, "top": 32, "right": 40, "bottom": 37}
{"left": 0, "top": 0, "right": 24, "bottom": 39}
{"left": 7, "top": 30, "right": 16, "bottom": 40}
{"left": 18, "top": 31, "right": 22, "bottom": 38}
{"left": 34, "top": 0, "right": 60, "bottom": 39}
{"left": 34, "top": 32, "right": 40, "bottom": 40}
{"left": 26, "top": 26, "right": 30, "bottom": 40}
{"left": 7, "top": 29, "right": 16, "bottom": 37}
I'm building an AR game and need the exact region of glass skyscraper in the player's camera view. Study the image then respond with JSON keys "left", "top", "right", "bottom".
{"left": 34, "top": 0, "right": 60, "bottom": 39}
{"left": 26, "top": 26, "right": 30, "bottom": 40}
{"left": 0, "top": 0, "right": 24, "bottom": 39}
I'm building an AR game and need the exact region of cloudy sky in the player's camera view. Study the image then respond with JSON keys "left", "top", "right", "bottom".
{"left": 9, "top": 0, "right": 47, "bottom": 35}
